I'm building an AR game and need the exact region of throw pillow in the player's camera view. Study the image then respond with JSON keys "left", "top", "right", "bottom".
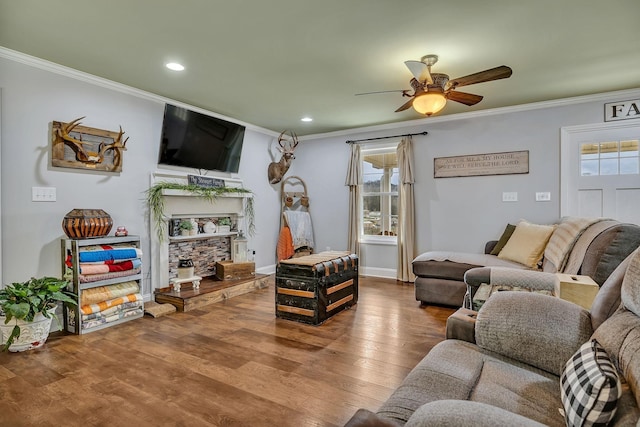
{"left": 560, "top": 339, "right": 621, "bottom": 427}
{"left": 497, "top": 220, "right": 555, "bottom": 268}
{"left": 490, "top": 223, "right": 516, "bottom": 255}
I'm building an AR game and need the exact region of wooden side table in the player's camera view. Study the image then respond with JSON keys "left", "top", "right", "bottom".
{"left": 555, "top": 273, "right": 599, "bottom": 310}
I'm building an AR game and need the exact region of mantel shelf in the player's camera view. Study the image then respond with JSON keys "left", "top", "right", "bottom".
{"left": 161, "top": 189, "right": 252, "bottom": 198}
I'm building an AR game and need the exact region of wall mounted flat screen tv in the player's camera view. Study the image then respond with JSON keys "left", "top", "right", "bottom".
{"left": 157, "top": 104, "right": 245, "bottom": 173}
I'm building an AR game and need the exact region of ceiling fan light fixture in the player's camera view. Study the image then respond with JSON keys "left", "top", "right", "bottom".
{"left": 412, "top": 92, "right": 447, "bottom": 116}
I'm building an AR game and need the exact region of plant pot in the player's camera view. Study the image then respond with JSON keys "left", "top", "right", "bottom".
{"left": 218, "top": 225, "right": 231, "bottom": 234}
{"left": 0, "top": 308, "right": 56, "bottom": 352}
{"left": 181, "top": 229, "right": 190, "bottom": 236}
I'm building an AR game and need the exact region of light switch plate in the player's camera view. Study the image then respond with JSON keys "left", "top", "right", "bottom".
{"left": 502, "top": 192, "right": 518, "bottom": 202}
{"left": 535, "top": 192, "right": 551, "bottom": 201}
{"left": 32, "top": 186, "right": 57, "bottom": 202}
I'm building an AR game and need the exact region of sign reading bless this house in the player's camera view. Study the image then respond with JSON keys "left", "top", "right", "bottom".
{"left": 434, "top": 150, "right": 529, "bottom": 178}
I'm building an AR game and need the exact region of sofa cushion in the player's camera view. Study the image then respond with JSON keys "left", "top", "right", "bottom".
{"left": 405, "top": 400, "right": 548, "bottom": 427}
{"left": 498, "top": 220, "right": 555, "bottom": 268}
{"left": 377, "top": 340, "right": 564, "bottom": 426}
{"left": 412, "top": 252, "right": 529, "bottom": 274}
{"left": 580, "top": 223, "right": 640, "bottom": 286}
{"left": 589, "top": 250, "right": 634, "bottom": 330}
{"left": 475, "top": 292, "right": 593, "bottom": 376}
{"left": 490, "top": 223, "right": 516, "bottom": 256}
{"left": 621, "top": 247, "right": 640, "bottom": 317}
{"left": 560, "top": 339, "right": 621, "bottom": 427}
{"left": 412, "top": 260, "right": 479, "bottom": 280}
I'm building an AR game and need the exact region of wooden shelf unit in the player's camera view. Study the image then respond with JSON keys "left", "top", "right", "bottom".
{"left": 61, "top": 235, "right": 144, "bottom": 334}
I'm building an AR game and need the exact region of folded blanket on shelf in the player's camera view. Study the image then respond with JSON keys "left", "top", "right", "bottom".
{"left": 79, "top": 267, "right": 141, "bottom": 283}
{"left": 79, "top": 259, "right": 141, "bottom": 274}
{"left": 82, "top": 306, "right": 143, "bottom": 330}
{"left": 81, "top": 292, "right": 142, "bottom": 315}
{"left": 78, "top": 245, "right": 143, "bottom": 263}
{"left": 82, "top": 300, "right": 143, "bottom": 321}
{"left": 80, "top": 281, "right": 140, "bottom": 306}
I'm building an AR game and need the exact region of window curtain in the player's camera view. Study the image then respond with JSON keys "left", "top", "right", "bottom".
{"left": 345, "top": 143, "right": 362, "bottom": 257}
{"left": 397, "top": 136, "right": 416, "bottom": 282}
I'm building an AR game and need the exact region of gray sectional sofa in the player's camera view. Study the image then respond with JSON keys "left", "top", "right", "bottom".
{"left": 412, "top": 218, "right": 640, "bottom": 307}
{"left": 345, "top": 248, "right": 640, "bottom": 426}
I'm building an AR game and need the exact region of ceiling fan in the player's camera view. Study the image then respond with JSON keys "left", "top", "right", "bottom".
{"left": 359, "top": 55, "right": 512, "bottom": 116}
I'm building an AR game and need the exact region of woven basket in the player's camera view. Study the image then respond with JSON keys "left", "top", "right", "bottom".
{"left": 62, "top": 209, "right": 113, "bottom": 239}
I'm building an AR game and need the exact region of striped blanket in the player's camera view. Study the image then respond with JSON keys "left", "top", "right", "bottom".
{"left": 81, "top": 292, "right": 143, "bottom": 315}
{"left": 543, "top": 217, "right": 606, "bottom": 272}
{"left": 79, "top": 267, "right": 141, "bottom": 283}
{"left": 82, "top": 306, "right": 143, "bottom": 330}
{"left": 80, "top": 281, "right": 140, "bottom": 306}
{"left": 82, "top": 300, "right": 143, "bottom": 321}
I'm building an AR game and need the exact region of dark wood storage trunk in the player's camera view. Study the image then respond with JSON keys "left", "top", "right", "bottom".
{"left": 275, "top": 252, "right": 358, "bottom": 325}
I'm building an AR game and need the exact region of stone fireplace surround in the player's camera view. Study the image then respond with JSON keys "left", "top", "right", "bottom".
{"left": 149, "top": 172, "right": 251, "bottom": 290}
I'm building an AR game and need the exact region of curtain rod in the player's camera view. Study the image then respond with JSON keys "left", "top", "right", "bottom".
{"left": 345, "top": 131, "right": 428, "bottom": 144}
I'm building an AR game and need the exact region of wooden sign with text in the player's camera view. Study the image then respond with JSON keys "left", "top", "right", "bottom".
{"left": 604, "top": 99, "right": 640, "bottom": 122}
{"left": 434, "top": 150, "right": 529, "bottom": 178}
{"left": 187, "top": 174, "right": 225, "bottom": 188}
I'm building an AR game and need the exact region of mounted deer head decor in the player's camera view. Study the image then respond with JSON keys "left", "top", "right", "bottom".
{"left": 267, "top": 130, "right": 299, "bottom": 184}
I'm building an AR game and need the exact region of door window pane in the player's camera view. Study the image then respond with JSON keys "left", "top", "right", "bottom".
{"left": 580, "top": 140, "right": 639, "bottom": 176}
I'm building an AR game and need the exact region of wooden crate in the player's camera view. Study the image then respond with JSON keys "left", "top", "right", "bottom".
{"left": 275, "top": 252, "right": 358, "bottom": 325}
{"left": 215, "top": 261, "right": 255, "bottom": 281}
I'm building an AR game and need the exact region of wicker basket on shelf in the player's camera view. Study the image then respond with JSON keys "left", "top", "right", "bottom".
{"left": 62, "top": 209, "right": 113, "bottom": 239}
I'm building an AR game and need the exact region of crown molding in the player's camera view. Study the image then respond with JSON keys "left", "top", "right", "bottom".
{"left": 302, "top": 87, "right": 640, "bottom": 141}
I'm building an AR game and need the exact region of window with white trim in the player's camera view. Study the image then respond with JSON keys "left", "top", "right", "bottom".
{"left": 580, "top": 139, "right": 639, "bottom": 176}
{"left": 361, "top": 143, "right": 399, "bottom": 241}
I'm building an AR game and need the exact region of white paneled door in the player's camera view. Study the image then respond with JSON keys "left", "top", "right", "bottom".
{"left": 561, "top": 121, "right": 640, "bottom": 224}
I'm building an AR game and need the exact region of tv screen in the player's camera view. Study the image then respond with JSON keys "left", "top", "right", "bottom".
{"left": 157, "top": 104, "right": 245, "bottom": 173}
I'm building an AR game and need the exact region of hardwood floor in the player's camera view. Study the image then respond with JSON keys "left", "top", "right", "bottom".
{"left": 0, "top": 276, "right": 455, "bottom": 427}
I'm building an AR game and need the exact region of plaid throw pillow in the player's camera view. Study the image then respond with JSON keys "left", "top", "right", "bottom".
{"left": 560, "top": 339, "right": 621, "bottom": 427}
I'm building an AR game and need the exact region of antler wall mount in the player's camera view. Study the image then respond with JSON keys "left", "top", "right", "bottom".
{"left": 51, "top": 117, "right": 129, "bottom": 172}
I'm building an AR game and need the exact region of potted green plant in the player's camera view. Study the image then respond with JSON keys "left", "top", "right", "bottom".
{"left": 178, "top": 220, "right": 194, "bottom": 236}
{"left": 218, "top": 217, "right": 232, "bottom": 234}
{"left": 0, "top": 276, "right": 77, "bottom": 352}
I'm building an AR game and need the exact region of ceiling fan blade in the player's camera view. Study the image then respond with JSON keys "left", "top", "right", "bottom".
{"left": 404, "top": 60, "right": 433, "bottom": 84}
{"left": 355, "top": 89, "right": 406, "bottom": 96}
{"left": 448, "top": 65, "right": 512, "bottom": 88}
{"left": 395, "top": 97, "right": 415, "bottom": 112}
{"left": 446, "top": 90, "right": 484, "bottom": 106}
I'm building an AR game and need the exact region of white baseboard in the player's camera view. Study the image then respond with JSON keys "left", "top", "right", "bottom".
{"left": 359, "top": 266, "right": 397, "bottom": 279}
{"left": 257, "top": 265, "right": 276, "bottom": 275}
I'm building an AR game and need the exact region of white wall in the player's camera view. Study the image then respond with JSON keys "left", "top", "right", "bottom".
{"left": 0, "top": 55, "right": 279, "bottom": 296}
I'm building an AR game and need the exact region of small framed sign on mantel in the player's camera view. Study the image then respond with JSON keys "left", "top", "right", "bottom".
{"left": 187, "top": 174, "right": 225, "bottom": 188}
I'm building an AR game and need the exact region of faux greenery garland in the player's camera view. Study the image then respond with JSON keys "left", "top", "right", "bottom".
{"left": 146, "top": 181, "right": 255, "bottom": 241}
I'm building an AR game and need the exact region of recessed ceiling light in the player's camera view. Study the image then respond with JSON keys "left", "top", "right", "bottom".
{"left": 166, "top": 62, "right": 185, "bottom": 71}
{"left": 300, "top": 117, "right": 313, "bottom": 122}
